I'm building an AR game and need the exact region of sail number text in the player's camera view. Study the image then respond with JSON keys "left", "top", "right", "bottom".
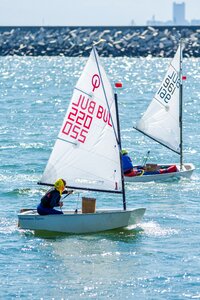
{"left": 157, "top": 70, "right": 180, "bottom": 103}
{"left": 62, "top": 94, "right": 112, "bottom": 143}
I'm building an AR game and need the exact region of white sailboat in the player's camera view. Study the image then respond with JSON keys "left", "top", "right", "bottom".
{"left": 125, "top": 42, "right": 195, "bottom": 183}
{"left": 18, "top": 47, "right": 145, "bottom": 234}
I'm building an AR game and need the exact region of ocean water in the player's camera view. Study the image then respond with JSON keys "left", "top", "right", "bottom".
{"left": 0, "top": 55, "right": 200, "bottom": 300}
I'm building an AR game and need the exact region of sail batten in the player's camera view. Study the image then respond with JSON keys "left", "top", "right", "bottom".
{"left": 57, "top": 137, "right": 77, "bottom": 145}
{"left": 74, "top": 87, "right": 92, "bottom": 98}
{"left": 135, "top": 45, "right": 182, "bottom": 154}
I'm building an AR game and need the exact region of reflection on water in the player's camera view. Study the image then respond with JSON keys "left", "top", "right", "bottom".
{"left": 33, "top": 225, "right": 144, "bottom": 241}
{"left": 32, "top": 220, "right": 177, "bottom": 241}
{"left": 0, "top": 56, "right": 199, "bottom": 299}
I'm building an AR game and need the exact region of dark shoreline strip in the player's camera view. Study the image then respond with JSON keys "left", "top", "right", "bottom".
{"left": 0, "top": 25, "right": 199, "bottom": 57}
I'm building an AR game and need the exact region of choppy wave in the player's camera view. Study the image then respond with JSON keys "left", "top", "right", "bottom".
{"left": 140, "top": 221, "right": 179, "bottom": 237}
{"left": 0, "top": 173, "right": 39, "bottom": 183}
{"left": 2, "top": 188, "right": 45, "bottom": 196}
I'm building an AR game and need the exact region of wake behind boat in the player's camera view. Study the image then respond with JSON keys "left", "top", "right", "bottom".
{"left": 18, "top": 47, "right": 145, "bottom": 234}
{"left": 125, "top": 42, "right": 195, "bottom": 183}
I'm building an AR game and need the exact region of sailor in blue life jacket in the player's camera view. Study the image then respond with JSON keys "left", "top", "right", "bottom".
{"left": 121, "top": 149, "right": 134, "bottom": 174}
{"left": 37, "top": 178, "right": 73, "bottom": 215}
{"left": 121, "top": 149, "right": 143, "bottom": 176}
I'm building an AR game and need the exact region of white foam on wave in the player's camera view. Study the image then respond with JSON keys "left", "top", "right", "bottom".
{"left": 0, "top": 218, "right": 18, "bottom": 235}
{"left": 0, "top": 173, "right": 39, "bottom": 183}
{"left": 138, "top": 221, "right": 179, "bottom": 237}
{"left": 0, "top": 145, "right": 18, "bottom": 149}
{"left": 0, "top": 142, "right": 44, "bottom": 150}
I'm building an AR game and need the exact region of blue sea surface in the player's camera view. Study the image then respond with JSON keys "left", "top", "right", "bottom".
{"left": 0, "top": 55, "right": 200, "bottom": 299}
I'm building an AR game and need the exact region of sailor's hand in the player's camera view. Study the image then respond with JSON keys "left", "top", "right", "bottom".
{"left": 68, "top": 190, "right": 74, "bottom": 194}
{"left": 63, "top": 189, "right": 73, "bottom": 195}
{"left": 59, "top": 201, "right": 63, "bottom": 207}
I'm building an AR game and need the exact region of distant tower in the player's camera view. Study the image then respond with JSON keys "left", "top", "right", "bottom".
{"left": 131, "top": 19, "right": 135, "bottom": 26}
{"left": 173, "top": 2, "right": 186, "bottom": 25}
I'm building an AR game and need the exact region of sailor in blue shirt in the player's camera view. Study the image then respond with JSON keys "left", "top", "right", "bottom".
{"left": 121, "top": 149, "right": 134, "bottom": 174}
{"left": 37, "top": 178, "right": 73, "bottom": 215}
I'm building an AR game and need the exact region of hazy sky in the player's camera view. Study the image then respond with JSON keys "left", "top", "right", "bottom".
{"left": 0, "top": 0, "right": 199, "bottom": 26}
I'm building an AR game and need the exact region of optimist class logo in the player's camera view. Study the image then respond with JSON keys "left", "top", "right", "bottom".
{"left": 92, "top": 74, "right": 100, "bottom": 92}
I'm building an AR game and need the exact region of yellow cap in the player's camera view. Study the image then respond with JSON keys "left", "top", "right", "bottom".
{"left": 54, "top": 178, "right": 66, "bottom": 195}
{"left": 121, "top": 149, "right": 128, "bottom": 155}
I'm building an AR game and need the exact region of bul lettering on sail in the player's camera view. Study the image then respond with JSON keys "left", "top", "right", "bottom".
{"left": 157, "top": 69, "right": 180, "bottom": 104}
{"left": 96, "top": 105, "right": 112, "bottom": 126}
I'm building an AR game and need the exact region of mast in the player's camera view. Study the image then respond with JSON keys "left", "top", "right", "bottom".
{"left": 114, "top": 93, "right": 126, "bottom": 211}
{"left": 179, "top": 41, "right": 183, "bottom": 169}
{"left": 92, "top": 46, "right": 125, "bottom": 203}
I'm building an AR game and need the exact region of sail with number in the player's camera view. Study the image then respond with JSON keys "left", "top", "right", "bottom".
{"left": 40, "top": 48, "right": 122, "bottom": 193}
{"left": 135, "top": 45, "right": 182, "bottom": 154}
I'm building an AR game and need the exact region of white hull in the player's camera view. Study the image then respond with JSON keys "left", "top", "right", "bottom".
{"left": 18, "top": 208, "right": 146, "bottom": 234}
{"left": 125, "top": 163, "right": 195, "bottom": 183}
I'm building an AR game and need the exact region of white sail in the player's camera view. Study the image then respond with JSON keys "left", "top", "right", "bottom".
{"left": 40, "top": 48, "right": 122, "bottom": 193}
{"left": 136, "top": 45, "right": 182, "bottom": 154}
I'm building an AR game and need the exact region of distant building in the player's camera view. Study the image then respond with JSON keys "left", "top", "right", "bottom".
{"left": 131, "top": 19, "right": 135, "bottom": 26}
{"left": 173, "top": 2, "right": 188, "bottom": 25}
{"left": 146, "top": 1, "right": 200, "bottom": 26}
{"left": 146, "top": 15, "right": 173, "bottom": 26}
{"left": 191, "top": 19, "right": 200, "bottom": 25}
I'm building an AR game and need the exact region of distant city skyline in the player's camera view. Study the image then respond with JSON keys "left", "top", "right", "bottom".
{"left": 0, "top": 0, "right": 200, "bottom": 26}
{"left": 146, "top": 1, "right": 200, "bottom": 26}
